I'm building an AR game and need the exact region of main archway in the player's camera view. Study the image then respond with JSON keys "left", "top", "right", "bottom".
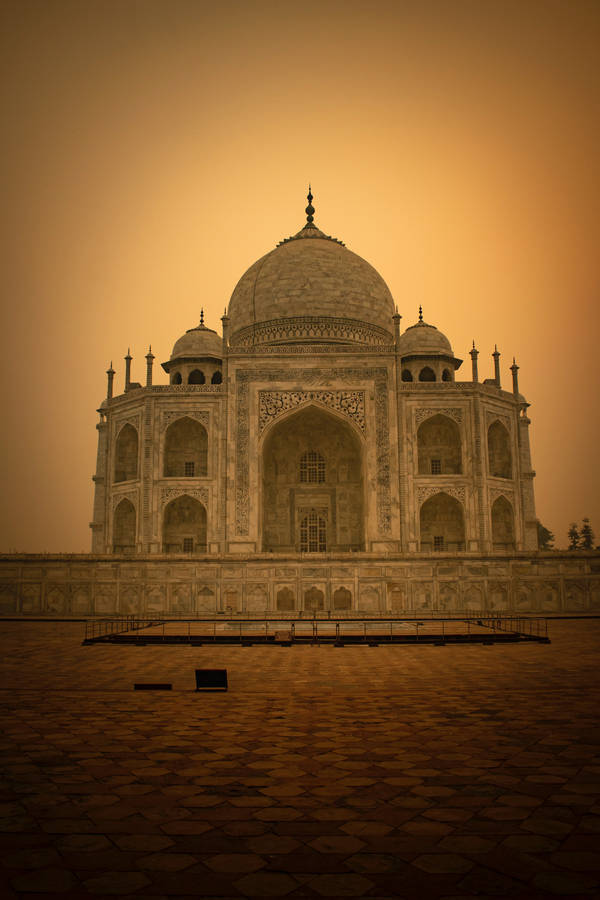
{"left": 261, "top": 405, "right": 364, "bottom": 552}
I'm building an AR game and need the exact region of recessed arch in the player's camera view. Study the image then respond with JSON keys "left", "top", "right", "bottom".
{"left": 401, "top": 368, "right": 413, "bottom": 382}
{"left": 417, "top": 414, "right": 462, "bottom": 475}
{"left": 164, "top": 416, "right": 208, "bottom": 477}
{"left": 114, "top": 424, "right": 138, "bottom": 483}
{"left": 488, "top": 420, "right": 512, "bottom": 478}
{"left": 188, "top": 369, "right": 205, "bottom": 384}
{"left": 304, "top": 586, "right": 324, "bottom": 611}
{"left": 419, "top": 366, "right": 436, "bottom": 382}
{"left": 211, "top": 370, "right": 222, "bottom": 384}
{"left": 113, "top": 498, "right": 136, "bottom": 553}
{"left": 419, "top": 492, "right": 465, "bottom": 551}
{"left": 333, "top": 586, "right": 352, "bottom": 610}
{"left": 276, "top": 587, "right": 295, "bottom": 611}
{"left": 261, "top": 404, "right": 364, "bottom": 552}
{"left": 442, "top": 368, "right": 452, "bottom": 382}
{"left": 162, "top": 495, "right": 207, "bottom": 553}
{"left": 171, "top": 371, "right": 182, "bottom": 385}
{"left": 491, "top": 495, "right": 515, "bottom": 550}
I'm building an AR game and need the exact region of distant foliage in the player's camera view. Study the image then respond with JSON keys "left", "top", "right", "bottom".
{"left": 567, "top": 523, "right": 580, "bottom": 550}
{"left": 580, "top": 517, "right": 595, "bottom": 550}
{"left": 537, "top": 522, "right": 555, "bottom": 550}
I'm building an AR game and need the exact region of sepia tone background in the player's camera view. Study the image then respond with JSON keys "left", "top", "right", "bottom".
{"left": 1, "top": 0, "right": 598, "bottom": 552}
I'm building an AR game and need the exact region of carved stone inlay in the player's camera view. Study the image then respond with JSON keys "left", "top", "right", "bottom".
{"left": 114, "top": 413, "right": 141, "bottom": 433}
{"left": 417, "top": 485, "right": 466, "bottom": 506}
{"left": 415, "top": 407, "right": 463, "bottom": 427}
{"left": 161, "top": 487, "right": 209, "bottom": 507}
{"left": 259, "top": 390, "right": 365, "bottom": 434}
{"left": 486, "top": 409, "right": 511, "bottom": 431}
{"left": 236, "top": 367, "right": 391, "bottom": 536}
{"left": 231, "top": 316, "right": 392, "bottom": 349}
{"left": 112, "top": 490, "right": 138, "bottom": 511}
{"left": 161, "top": 410, "right": 209, "bottom": 431}
{"left": 490, "top": 487, "right": 514, "bottom": 505}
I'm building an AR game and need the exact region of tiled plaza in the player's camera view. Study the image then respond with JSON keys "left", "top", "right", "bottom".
{"left": 1, "top": 619, "right": 599, "bottom": 898}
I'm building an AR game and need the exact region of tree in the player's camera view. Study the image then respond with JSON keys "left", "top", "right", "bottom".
{"left": 567, "top": 523, "right": 580, "bottom": 550}
{"left": 581, "top": 518, "right": 595, "bottom": 550}
{"left": 537, "top": 522, "right": 555, "bottom": 550}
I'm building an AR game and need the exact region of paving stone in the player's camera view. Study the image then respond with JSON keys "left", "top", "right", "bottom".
{"left": 235, "top": 871, "right": 298, "bottom": 896}
{"left": 10, "top": 866, "right": 79, "bottom": 892}
{"left": 412, "top": 853, "right": 474, "bottom": 874}
{"left": 308, "top": 872, "right": 374, "bottom": 895}
{"left": 204, "top": 853, "right": 266, "bottom": 873}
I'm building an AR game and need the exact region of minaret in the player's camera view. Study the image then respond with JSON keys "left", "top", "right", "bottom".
{"left": 511, "top": 357, "right": 519, "bottom": 396}
{"left": 145, "top": 346, "right": 154, "bottom": 387}
{"left": 492, "top": 345, "right": 501, "bottom": 387}
{"left": 470, "top": 341, "right": 479, "bottom": 382}
{"left": 392, "top": 306, "right": 402, "bottom": 344}
{"left": 106, "top": 362, "right": 115, "bottom": 400}
{"left": 124, "top": 348, "right": 132, "bottom": 391}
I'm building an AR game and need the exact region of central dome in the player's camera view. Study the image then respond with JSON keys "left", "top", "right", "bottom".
{"left": 227, "top": 203, "right": 395, "bottom": 348}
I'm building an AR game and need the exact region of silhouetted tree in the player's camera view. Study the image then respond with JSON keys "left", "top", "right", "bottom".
{"left": 567, "top": 523, "right": 580, "bottom": 550}
{"left": 581, "top": 518, "right": 595, "bottom": 550}
{"left": 537, "top": 522, "right": 554, "bottom": 550}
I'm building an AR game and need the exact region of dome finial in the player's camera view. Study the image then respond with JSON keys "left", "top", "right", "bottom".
{"left": 200, "top": 308, "right": 204, "bottom": 327}
{"left": 305, "top": 185, "right": 315, "bottom": 225}
{"left": 418, "top": 305, "right": 423, "bottom": 323}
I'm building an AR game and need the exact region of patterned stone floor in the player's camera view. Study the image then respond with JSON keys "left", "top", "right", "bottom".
{"left": 1, "top": 619, "right": 599, "bottom": 899}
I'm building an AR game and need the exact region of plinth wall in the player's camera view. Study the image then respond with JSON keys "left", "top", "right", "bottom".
{"left": 1, "top": 552, "right": 599, "bottom": 616}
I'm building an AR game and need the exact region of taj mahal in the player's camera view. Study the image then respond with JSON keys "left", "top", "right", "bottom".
{"left": 1, "top": 193, "right": 598, "bottom": 615}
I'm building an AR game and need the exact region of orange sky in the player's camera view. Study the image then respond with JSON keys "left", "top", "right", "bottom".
{"left": 1, "top": 0, "right": 599, "bottom": 551}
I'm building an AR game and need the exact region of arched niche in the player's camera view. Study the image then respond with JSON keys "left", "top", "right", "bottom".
{"left": 162, "top": 495, "right": 207, "bottom": 553}
{"left": 276, "top": 587, "right": 295, "bottom": 611}
{"left": 333, "top": 587, "right": 352, "bottom": 610}
{"left": 417, "top": 414, "right": 462, "bottom": 475}
{"left": 164, "top": 417, "right": 208, "bottom": 477}
{"left": 401, "top": 368, "right": 413, "bottom": 382}
{"left": 188, "top": 369, "right": 205, "bottom": 384}
{"left": 304, "top": 587, "right": 324, "bottom": 611}
{"left": 113, "top": 498, "right": 136, "bottom": 553}
{"left": 261, "top": 405, "right": 364, "bottom": 552}
{"left": 171, "top": 371, "right": 182, "bottom": 385}
{"left": 114, "top": 424, "right": 138, "bottom": 483}
{"left": 420, "top": 492, "right": 465, "bottom": 551}
{"left": 488, "top": 420, "right": 512, "bottom": 478}
{"left": 419, "top": 366, "right": 436, "bottom": 382}
{"left": 442, "top": 368, "right": 452, "bottom": 382}
{"left": 211, "top": 370, "right": 222, "bottom": 384}
{"left": 491, "top": 496, "right": 515, "bottom": 550}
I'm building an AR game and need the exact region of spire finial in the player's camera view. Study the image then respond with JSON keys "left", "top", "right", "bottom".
{"left": 200, "top": 308, "right": 204, "bottom": 327}
{"left": 418, "top": 305, "right": 423, "bottom": 323}
{"left": 305, "top": 185, "right": 315, "bottom": 225}
{"left": 472, "top": 340, "right": 475, "bottom": 349}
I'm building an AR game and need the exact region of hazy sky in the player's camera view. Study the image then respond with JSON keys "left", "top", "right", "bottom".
{"left": 1, "top": 0, "right": 598, "bottom": 551}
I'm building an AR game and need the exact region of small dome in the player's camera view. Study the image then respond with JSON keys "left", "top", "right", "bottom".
{"left": 227, "top": 208, "right": 395, "bottom": 347}
{"left": 170, "top": 316, "right": 222, "bottom": 361}
{"left": 397, "top": 318, "right": 453, "bottom": 358}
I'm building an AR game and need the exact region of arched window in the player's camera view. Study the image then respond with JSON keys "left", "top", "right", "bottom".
{"left": 188, "top": 369, "right": 205, "bottom": 384}
{"left": 171, "top": 372, "right": 182, "bottom": 385}
{"left": 300, "top": 450, "right": 325, "bottom": 483}
{"left": 491, "top": 496, "right": 515, "bottom": 550}
{"left": 300, "top": 511, "right": 326, "bottom": 552}
{"left": 419, "top": 366, "right": 436, "bottom": 382}
{"left": 114, "top": 424, "right": 138, "bottom": 483}
{"left": 113, "top": 498, "right": 136, "bottom": 553}
{"left": 442, "top": 368, "right": 452, "bottom": 382}
{"left": 162, "top": 495, "right": 207, "bottom": 553}
{"left": 419, "top": 492, "right": 465, "bottom": 552}
{"left": 401, "top": 369, "right": 413, "bottom": 382}
{"left": 211, "top": 370, "right": 222, "bottom": 384}
{"left": 417, "top": 414, "right": 462, "bottom": 474}
{"left": 164, "top": 417, "right": 208, "bottom": 477}
{"left": 488, "top": 421, "right": 512, "bottom": 478}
